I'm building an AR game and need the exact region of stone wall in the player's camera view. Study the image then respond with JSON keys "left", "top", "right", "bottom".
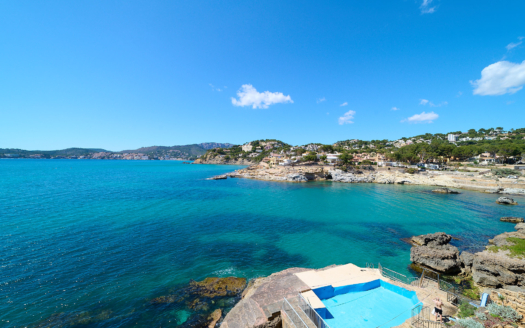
{"left": 490, "top": 289, "right": 525, "bottom": 323}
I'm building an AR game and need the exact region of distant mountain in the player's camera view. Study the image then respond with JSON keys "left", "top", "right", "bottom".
{"left": 198, "top": 143, "right": 235, "bottom": 150}
{"left": 0, "top": 147, "right": 108, "bottom": 157}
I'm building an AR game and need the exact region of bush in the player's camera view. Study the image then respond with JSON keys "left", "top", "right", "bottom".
{"left": 487, "top": 303, "right": 523, "bottom": 322}
{"left": 475, "top": 312, "right": 487, "bottom": 321}
{"left": 457, "top": 318, "right": 484, "bottom": 328}
{"left": 406, "top": 168, "right": 418, "bottom": 174}
{"left": 492, "top": 168, "right": 521, "bottom": 177}
{"left": 459, "top": 302, "right": 477, "bottom": 318}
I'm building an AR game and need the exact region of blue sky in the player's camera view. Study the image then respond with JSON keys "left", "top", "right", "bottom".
{"left": 1, "top": 1, "right": 524, "bottom": 151}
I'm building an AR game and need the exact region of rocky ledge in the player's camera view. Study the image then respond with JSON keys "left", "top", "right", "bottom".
{"left": 410, "top": 227, "right": 525, "bottom": 291}
{"left": 496, "top": 196, "right": 519, "bottom": 205}
{"left": 432, "top": 187, "right": 460, "bottom": 194}
{"left": 501, "top": 217, "right": 525, "bottom": 223}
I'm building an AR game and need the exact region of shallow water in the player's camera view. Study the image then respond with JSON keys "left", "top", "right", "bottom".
{"left": 1, "top": 159, "right": 523, "bottom": 327}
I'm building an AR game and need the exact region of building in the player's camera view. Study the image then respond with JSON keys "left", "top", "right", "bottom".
{"left": 447, "top": 134, "right": 458, "bottom": 142}
{"left": 241, "top": 143, "right": 253, "bottom": 152}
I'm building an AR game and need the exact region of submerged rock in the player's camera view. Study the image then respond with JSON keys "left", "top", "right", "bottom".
{"left": 496, "top": 197, "right": 518, "bottom": 205}
{"left": 501, "top": 217, "right": 524, "bottom": 223}
{"left": 432, "top": 187, "right": 460, "bottom": 194}
{"left": 187, "top": 277, "right": 247, "bottom": 299}
{"left": 207, "top": 175, "right": 227, "bottom": 180}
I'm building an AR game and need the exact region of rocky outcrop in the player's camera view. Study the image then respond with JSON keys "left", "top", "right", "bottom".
{"left": 516, "top": 223, "right": 525, "bottom": 232}
{"left": 432, "top": 187, "right": 460, "bottom": 194}
{"left": 411, "top": 244, "right": 461, "bottom": 274}
{"left": 489, "top": 289, "right": 525, "bottom": 323}
{"left": 410, "top": 232, "right": 462, "bottom": 274}
{"left": 328, "top": 170, "right": 375, "bottom": 183}
{"left": 285, "top": 173, "right": 308, "bottom": 182}
{"left": 472, "top": 252, "right": 525, "bottom": 288}
{"left": 207, "top": 175, "right": 228, "bottom": 180}
{"left": 208, "top": 309, "right": 222, "bottom": 328}
{"left": 411, "top": 232, "right": 452, "bottom": 247}
{"left": 501, "top": 217, "right": 525, "bottom": 223}
{"left": 496, "top": 197, "right": 518, "bottom": 205}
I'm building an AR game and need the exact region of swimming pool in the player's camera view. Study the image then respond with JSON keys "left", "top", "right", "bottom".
{"left": 312, "top": 280, "right": 420, "bottom": 328}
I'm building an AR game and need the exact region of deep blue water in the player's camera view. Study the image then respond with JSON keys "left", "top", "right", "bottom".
{"left": 1, "top": 159, "right": 523, "bottom": 327}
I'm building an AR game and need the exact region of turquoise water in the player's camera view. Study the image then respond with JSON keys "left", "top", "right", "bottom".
{"left": 322, "top": 283, "right": 418, "bottom": 328}
{"left": 1, "top": 159, "right": 523, "bottom": 327}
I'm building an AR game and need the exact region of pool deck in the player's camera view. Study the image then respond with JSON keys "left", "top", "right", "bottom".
{"left": 294, "top": 264, "right": 457, "bottom": 327}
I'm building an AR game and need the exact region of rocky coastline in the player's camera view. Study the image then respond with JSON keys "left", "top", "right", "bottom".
{"left": 215, "top": 163, "right": 525, "bottom": 195}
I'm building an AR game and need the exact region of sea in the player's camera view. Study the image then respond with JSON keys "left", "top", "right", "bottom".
{"left": 1, "top": 159, "right": 523, "bottom": 327}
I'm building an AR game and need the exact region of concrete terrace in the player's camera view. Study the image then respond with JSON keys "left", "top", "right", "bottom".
{"left": 221, "top": 264, "right": 457, "bottom": 328}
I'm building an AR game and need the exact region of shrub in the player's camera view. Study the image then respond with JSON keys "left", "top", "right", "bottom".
{"left": 492, "top": 168, "right": 521, "bottom": 177}
{"left": 475, "top": 312, "right": 487, "bottom": 321}
{"left": 406, "top": 168, "right": 418, "bottom": 174}
{"left": 457, "top": 318, "right": 484, "bottom": 328}
{"left": 459, "top": 302, "right": 477, "bottom": 318}
{"left": 487, "top": 303, "right": 522, "bottom": 322}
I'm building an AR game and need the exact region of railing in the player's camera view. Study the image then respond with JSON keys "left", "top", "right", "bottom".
{"left": 380, "top": 266, "right": 420, "bottom": 286}
{"left": 366, "top": 262, "right": 374, "bottom": 269}
{"left": 297, "top": 293, "right": 332, "bottom": 328}
{"left": 281, "top": 298, "right": 310, "bottom": 328}
{"left": 411, "top": 304, "right": 446, "bottom": 328}
{"left": 281, "top": 308, "right": 298, "bottom": 328}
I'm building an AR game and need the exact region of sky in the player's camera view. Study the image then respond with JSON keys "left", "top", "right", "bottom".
{"left": 1, "top": 1, "right": 525, "bottom": 151}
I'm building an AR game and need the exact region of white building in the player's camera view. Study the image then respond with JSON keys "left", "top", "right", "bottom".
{"left": 447, "top": 134, "right": 459, "bottom": 142}
{"left": 242, "top": 143, "right": 253, "bottom": 152}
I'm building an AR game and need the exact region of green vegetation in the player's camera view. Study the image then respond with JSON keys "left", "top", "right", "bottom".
{"left": 457, "top": 318, "right": 483, "bottom": 328}
{"left": 488, "top": 237, "right": 525, "bottom": 259}
{"left": 487, "top": 303, "right": 523, "bottom": 322}
{"left": 405, "top": 168, "right": 418, "bottom": 174}
{"left": 492, "top": 168, "right": 522, "bottom": 176}
{"left": 458, "top": 302, "right": 477, "bottom": 318}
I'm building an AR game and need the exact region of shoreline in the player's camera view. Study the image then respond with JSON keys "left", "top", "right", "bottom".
{"left": 214, "top": 163, "right": 525, "bottom": 195}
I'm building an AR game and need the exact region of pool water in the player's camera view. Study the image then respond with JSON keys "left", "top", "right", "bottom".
{"left": 318, "top": 280, "right": 419, "bottom": 328}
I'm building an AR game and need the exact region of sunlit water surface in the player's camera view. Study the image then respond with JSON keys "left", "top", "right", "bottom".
{"left": 1, "top": 160, "right": 523, "bottom": 327}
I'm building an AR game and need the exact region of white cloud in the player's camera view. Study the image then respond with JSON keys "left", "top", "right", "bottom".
{"left": 338, "top": 110, "right": 356, "bottom": 125}
{"left": 456, "top": 91, "right": 463, "bottom": 97}
{"left": 420, "top": 0, "right": 436, "bottom": 14}
{"left": 340, "top": 102, "right": 348, "bottom": 106}
{"left": 209, "top": 84, "right": 222, "bottom": 92}
{"left": 317, "top": 97, "right": 326, "bottom": 104}
{"left": 506, "top": 41, "right": 522, "bottom": 51}
{"left": 403, "top": 111, "right": 439, "bottom": 123}
{"left": 471, "top": 60, "right": 525, "bottom": 96}
{"left": 419, "top": 99, "right": 447, "bottom": 107}
{"left": 391, "top": 107, "right": 400, "bottom": 111}
{"left": 231, "top": 84, "right": 293, "bottom": 109}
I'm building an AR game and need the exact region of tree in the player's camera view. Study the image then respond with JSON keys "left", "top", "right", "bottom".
{"left": 339, "top": 152, "right": 353, "bottom": 165}
{"left": 303, "top": 152, "right": 317, "bottom": 162}
{"left": 319, "top": 155, "right": 327, "bottom": 162}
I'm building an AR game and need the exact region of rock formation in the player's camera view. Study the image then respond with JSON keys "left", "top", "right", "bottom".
{"left": 432, "top": 187, "right": 460, "bottom": 194}
{"left": 328, "top": 170, "right": 375, "bottom": 183}
{"left": 410, "top": 232, "right": 461, "bottom": 274}
{"left": 501, "top": 217, "right": 525, "bottom": 223}
{"left": 496, "top": 197, "right": 518, "bottom": 205}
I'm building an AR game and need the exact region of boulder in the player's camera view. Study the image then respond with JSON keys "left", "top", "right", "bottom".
{"left": 410, "top": 244, "right": 461, "bottom": 274}
{"left": 516, "top": 223, "right": 525, "bottom": 232}
{"left": 285, "top": 173, "right": 308, "bottom": 182}
{"left": 460, "top": 251, "right": 476, "bottom": 273}
{"left": 485, "top": 188, "right": 503, "bottom": 194}
{"left": 411, "top": 232, "right": 452, "bottom": 247}
{"left": 432, "top": 187, "right": 460, "bottom": 194}
{"left": 496, "top": 197, "right": 518, "bottom": 205}
{"left": 501, "top": 217, "right": 525, "bottom": 223}
{"left": 500, "top": 188, "right": 525, "bottom": 195}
